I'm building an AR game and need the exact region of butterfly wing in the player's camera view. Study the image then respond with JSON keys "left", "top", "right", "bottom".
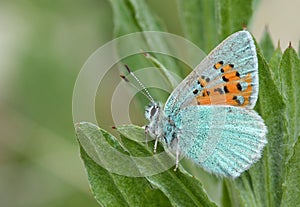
{"left": 178, "top": 105, "right": 267, "bottom": 177}
{"left": 164, "top": 30, "right": 258, "bottom": 116}
{"left": 161, "top": 30, "right": 267, "bottom": 176}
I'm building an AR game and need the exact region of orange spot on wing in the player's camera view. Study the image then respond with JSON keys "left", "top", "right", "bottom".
{"left": 225, "top": 83, "right": 240, "bottom": 93}
{"left": 221, "top": 64, "right": 234, "bottom": 73}
{"left": 196, "top": 73, "right": 253, "bottom": 107}
{"left": 197, "top": 93, "right": 251, "bottom": 106}
{"left": 214, "top": 61, "right": 223, "bottom": 69}
{"left": 198, "top": 77, "right": 207, "bottom": 87}
{"left": 197, "top": 96, "right": 212, "bottom": 105}
{"left": 223, "top": 71, "right": 240, "bottom": 81}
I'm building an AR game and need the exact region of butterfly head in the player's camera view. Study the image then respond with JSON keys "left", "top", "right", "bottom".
{"left": 145, "top": 102, "right": 162, "bottom": 121}
{"left": 145, "top": 102, "right": 164, "bottom": 139}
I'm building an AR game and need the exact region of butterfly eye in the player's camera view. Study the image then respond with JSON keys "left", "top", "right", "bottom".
{"left": 149, "top": 105, "right": 160, "bottom": 118}
{"left": 150, "top": 107, "right": 157, "bottom": 117}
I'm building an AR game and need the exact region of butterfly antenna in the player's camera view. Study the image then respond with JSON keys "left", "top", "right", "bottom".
{"left": 120, "top": 74, "right": 151, "bottom": 100}
{"left": 122, "top": 64, "right": 155, "bottom": 103}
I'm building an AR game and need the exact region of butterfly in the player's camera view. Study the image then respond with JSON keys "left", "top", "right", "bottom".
{"left": 128, "top": 30, "right": 267, "bottom": 178}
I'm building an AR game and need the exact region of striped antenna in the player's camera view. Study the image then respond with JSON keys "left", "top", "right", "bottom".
{"left": 121, "top": 64, "right": 155, "bottom": 103}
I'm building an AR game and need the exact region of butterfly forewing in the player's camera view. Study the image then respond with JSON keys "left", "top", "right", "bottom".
{"left": 164, "top": 31, "right": 258, "bottom": 114}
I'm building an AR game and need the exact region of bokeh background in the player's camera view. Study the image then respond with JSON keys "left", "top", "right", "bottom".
{"left": 0, "top": 0, "right": 299, "bottom": 206}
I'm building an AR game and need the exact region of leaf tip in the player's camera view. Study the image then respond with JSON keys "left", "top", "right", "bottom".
{"left": 265, "top": 24, "right": 269, "bottom": 32}
{"left": 277, "top": 39, "right": 281, "bottom": 49}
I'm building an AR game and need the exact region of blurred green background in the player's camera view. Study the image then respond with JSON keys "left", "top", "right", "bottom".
{"left": 0, "top": 0, "right": 299, "bottom": 206}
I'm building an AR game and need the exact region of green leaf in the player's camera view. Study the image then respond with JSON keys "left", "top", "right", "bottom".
{"left": 147, "top": 170, "right": 217, "bottom": 207}
{"left": 259, "top": 28, "right": 275, "bottom": 61}
{"left": 225, "top": 175, "right": 258, "bottom": 206}
{"left": 108, "top": 0, "right": 154, "bottom": 76}
{"left": 76, "top": 122, "right": 172, "bottom": 207}
{"left": 279, "top": 46, "right": 300, "bottom": 149}
{"left": 252, "top": 49, "right": 287, "bottom": 207}
{"left": 215, "top": 0, "right": 254, "bottom": 40}
{"left": 76, "top": 122, "right": 217, "bottom": 207}
{"left": 109, "top": 0, "right": 182, "bottom": 76}
{"left": 221, "top": 181, "right": 233, "bottom": 207}
{"left": 117, "top": 125, "right": 218, "bottom": 207}
{"left": 224, "top": 47, "right": 287, "bottom": 207}
{"left": 128, "top": 0, "right": 182, "bottom": 76}
{"left": 281, "top": 136, "right": 300, "bottom": 206}
{"left": 177, "top": 0, "right": 219, "bottom": 53}
{"left": 269, "top": 44, "right": 283, "bottom": 91}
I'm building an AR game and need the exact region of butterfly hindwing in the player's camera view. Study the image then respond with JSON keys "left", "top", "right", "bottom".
{"left": 178, "top": 105, "right": 267, "bottom": 177}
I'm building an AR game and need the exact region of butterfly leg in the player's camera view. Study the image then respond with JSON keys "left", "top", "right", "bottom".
{"left": 174, "top": 136, "right": 180, "bottom": 171}
{"left": 144, "top": 125, "right": 149, "bottom": 147}
{"left": 154, "top": 136, "right": 159, "bottom": 153}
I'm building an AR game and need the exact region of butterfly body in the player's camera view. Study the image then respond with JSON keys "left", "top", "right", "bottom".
{"left": 145, "top": 31, "right": 267, "bottom": 178}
